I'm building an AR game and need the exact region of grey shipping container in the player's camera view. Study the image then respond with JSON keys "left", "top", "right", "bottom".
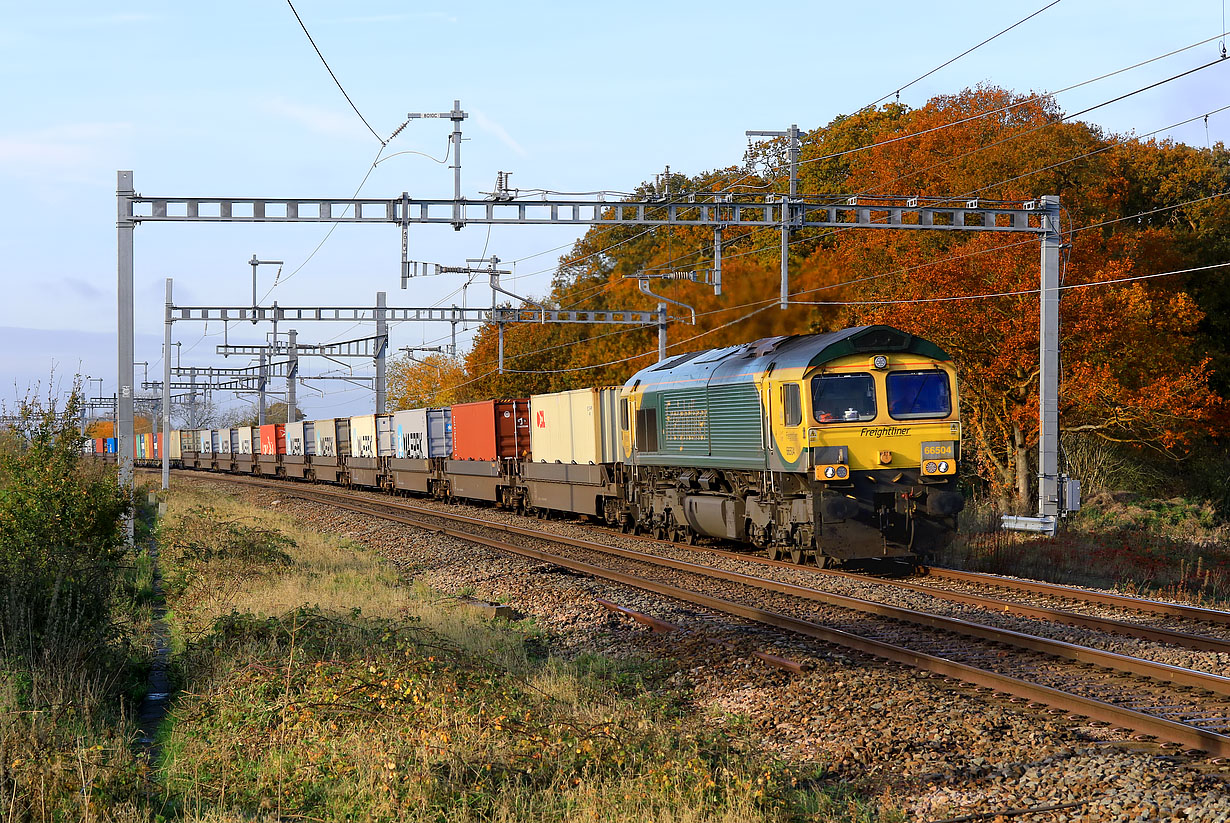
{"left": 393, "top": 408, "right": 452, "bottom": 458}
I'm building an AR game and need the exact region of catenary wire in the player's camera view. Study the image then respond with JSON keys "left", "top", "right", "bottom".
{"left": 866, "top": 1, "right": 1064, "bottom": 110}
{"left": 286, "top": 0, "right": 384, "bottom": 146}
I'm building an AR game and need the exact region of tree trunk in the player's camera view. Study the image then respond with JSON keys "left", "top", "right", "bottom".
{"left": 1013, "top": 425, "right": 1031, "bottom": 512}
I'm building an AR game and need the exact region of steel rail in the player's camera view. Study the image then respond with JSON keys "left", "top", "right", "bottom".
{"left": 923, "top": 566, "right": 1230, "bottom": 626}
{"left": 182, "top": 472, "right": 1230, "bottom": 754}
{"left": 634, "top": 534, "right": 1230, "bottom": 654}
{"left": 161, "top": 469, "right": 1230, "bottom": 653}
{"left": 265, "top": 485, "right": 1230, "bottom": 756}
{"left": 185, "top": 473, "right": 1230, "bottom": 690}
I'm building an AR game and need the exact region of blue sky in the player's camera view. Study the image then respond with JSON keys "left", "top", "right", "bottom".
{"left": 1, "top": 2, "right": 1226, "bottom": 419}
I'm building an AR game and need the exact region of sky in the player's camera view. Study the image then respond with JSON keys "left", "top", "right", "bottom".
{"left": 1, "top": 1, "right": 1227, "bottom": 420}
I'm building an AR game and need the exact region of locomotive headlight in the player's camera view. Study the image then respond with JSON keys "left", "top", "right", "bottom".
{"left": 824, "top": 466, "right": 836, "bottom": 479}
{"left": 924, "top": 461, "right": 938, "bottom": 474}
{"left": 938, "top": 460, "right": 950, "bottom": 473}
{"left": 872, "top": 355, "right": 888, "bottom": 370}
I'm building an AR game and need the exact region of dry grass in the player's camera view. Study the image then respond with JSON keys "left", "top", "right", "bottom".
{"left": 940, "top": 496, "right": 1230, "bottom": 607}
{"left": 150, "top": 479, "right": 887, "bottom": 823}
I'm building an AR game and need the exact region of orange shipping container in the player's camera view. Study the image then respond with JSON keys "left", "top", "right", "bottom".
{"left": 450, "top": 399, "right": 530, "bottom": 461}
{"left": 259, "top": 424, "right": 286, "bottom": 455}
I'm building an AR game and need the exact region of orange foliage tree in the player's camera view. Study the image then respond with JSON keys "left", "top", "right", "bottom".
{"left": 387, "top": 353, "right": 468, "bottom": 410}
{"left": 455, "top": 86, "right": 1227, "bottom": 504}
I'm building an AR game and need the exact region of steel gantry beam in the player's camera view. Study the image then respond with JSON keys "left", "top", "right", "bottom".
{"left": 119, "top": 169, "right": 1064, "bottom": 545}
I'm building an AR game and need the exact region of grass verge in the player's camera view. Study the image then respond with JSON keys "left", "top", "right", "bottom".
{"left": 154, "top": 479, "right": 893, "bottom": 822}
{"left": 939, "top": 496, "right": 1230, "bottom": 607}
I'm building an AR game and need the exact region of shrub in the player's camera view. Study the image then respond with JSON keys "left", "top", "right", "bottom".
{"left": 0, "top": 384, "right": 131, "bottom": 668}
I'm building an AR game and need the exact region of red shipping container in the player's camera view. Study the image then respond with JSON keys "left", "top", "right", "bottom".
{"left": 95, "top": 438, "right": 105, "bottom": 454}
{"left": 155, "top": 432, "right": 163, "bottom": 459}
{"left": 451, "top": 399, "right": 530, "bottom": 460}
{"left": 259, "top": 424, "right": 287, "bottom": 455}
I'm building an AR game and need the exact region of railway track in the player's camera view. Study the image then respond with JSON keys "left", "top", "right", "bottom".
{"left": 175, "top": 471, "right": 1230, "bottom": 756}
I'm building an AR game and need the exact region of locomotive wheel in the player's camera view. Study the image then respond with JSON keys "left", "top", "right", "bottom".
{"left": 684, "top": 530, "right": 698, "bottom": 546}
{"left": 654, "top": 525, "right": 666, "bottom": 540}
{"left": 768, "top": 546, "right": 784, "bottom": 562}
{"left": 790, "top": 546, "right": 807, "bottom": 565}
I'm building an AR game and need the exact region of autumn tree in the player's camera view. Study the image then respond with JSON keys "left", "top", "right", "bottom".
{"left": 223, "top": 402, "right": 304, "bottom": 427}
{"left": 453, "top": 85, "right": 1227, "bottom": 506}
{"left": 387, "top": 353, "right": 467, "bottom": 409}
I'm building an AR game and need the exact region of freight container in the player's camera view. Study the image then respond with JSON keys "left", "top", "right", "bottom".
{"left": 285, "top": 421, "right": 307, "bottom": 456}
{"left": 105, "top": 437, "right": 117, "bottom": 453}
{"left": 349, "top": 414, "right": 394, "bottom": 458}
{"left": 198, "top": 430, "right": 213, "bottom": 455}
{"left": 169, "top": 431, "right": 182, "bottom": 462}
{"left": 155, "top": 432, "right": 163, "bottom": 460}
{"left": 283, "top": 421, "right": 311, "bottom": 478}
{"left": 238, "top": 427, "right": 255, "bottom": 455}
{"left": 218, "top": 429, "right": 232, "bottom": 454}
{"left": 314, "top": 418, "right": 337, "bottom": 457}
{"left": 529, "top": 387, "right": 622, "bottom": 465}
{"left": 95, "top": 438, "right": 105, "bottom": 454}
{"left": 451, "top": 399, "right": 530, "bottom": 461}
{"left": 259, "top": 424, "right": 286, "bottom": 455}
{"left": 211, "top": 430, "right": 222, "bottom": 453}
{"left": 229, "top": 428, "right": 240, "bottom": 454}
{"left": 393, "top": 408, "right": 452, "bottom": 458}
{"left": 335, "top": 418, "right": 352, "bottom": 457}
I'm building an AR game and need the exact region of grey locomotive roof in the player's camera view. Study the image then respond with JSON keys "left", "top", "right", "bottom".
{"left": 624, "top": 325, "right": 949, "bottom": 390}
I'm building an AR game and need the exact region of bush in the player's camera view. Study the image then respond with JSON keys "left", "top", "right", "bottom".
{"left": 0, "top": 385, "right": 131, "bottom": 667}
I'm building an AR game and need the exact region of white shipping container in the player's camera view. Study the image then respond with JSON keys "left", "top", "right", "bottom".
{"left": 393, "top": 409, "right": 426, "bottom": 458}
{"left": 198, "top": 429, "right": 213, "bottom": 454}
{"left": 350, "top": 414, "right": 394, "bottom": 458}
{"left": 229, "top": 429, "right": 240, "bottom": 453}
{"left": 238, "top": 427, "right": 255, "bottom": 455}
{"left": 530, "top": 388, "right": 618, "bottom": 465}
{"left": 285, "top": 421, "right": 306, "bottom": 456}
{"left": 218, "top": 429, "right": 232, "bottom": 454}
{"left": 314, "top": 418, "right": 338, "bottom": 457}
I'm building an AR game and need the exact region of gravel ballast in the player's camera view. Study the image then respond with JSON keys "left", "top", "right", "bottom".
{"left": 182, "top": 475, "right": 1230, "bottom": 821}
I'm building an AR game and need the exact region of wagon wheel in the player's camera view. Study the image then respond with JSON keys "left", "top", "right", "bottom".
{"left": 620, "top": 517, "right": 632, "bottom": 534}
{"left": 768, "top": 545, "right": 784, "bottom": 562}
{"left": 654, "top": 525, "right": 667, "bottom": 541}
{"left": 684, "top": 529, "right": 698, "bottom": 546}
{"left": 790, "top": 544, "right": 808, "bottom": 565}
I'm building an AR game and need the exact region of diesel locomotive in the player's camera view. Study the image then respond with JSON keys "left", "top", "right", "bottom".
{"left": 117, "top": 325, "right": 963, "bottom": 566}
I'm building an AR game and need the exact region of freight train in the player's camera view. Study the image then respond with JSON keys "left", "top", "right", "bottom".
{"left": 102, "top": 325, "right": 965, "bottom": 566}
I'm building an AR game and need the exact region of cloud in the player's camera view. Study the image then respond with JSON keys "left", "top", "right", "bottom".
{"left": 471, "top": 109, "right": 526, "bottom": 157}
{"left": 329, "top": 12, "right": 457, "bottom": 24}
{"left": 62, "top": 278, "right": 107, "bottom": 301}
{"left": 263, "top": 98, "right": 374, "bottom": 142}
{"left": 0, "top": 122, "right": 132, "bottom": 181}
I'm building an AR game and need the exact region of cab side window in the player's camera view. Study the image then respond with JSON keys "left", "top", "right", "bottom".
{"left": 782, "top": 383, "right": 802, "bottom": 426}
